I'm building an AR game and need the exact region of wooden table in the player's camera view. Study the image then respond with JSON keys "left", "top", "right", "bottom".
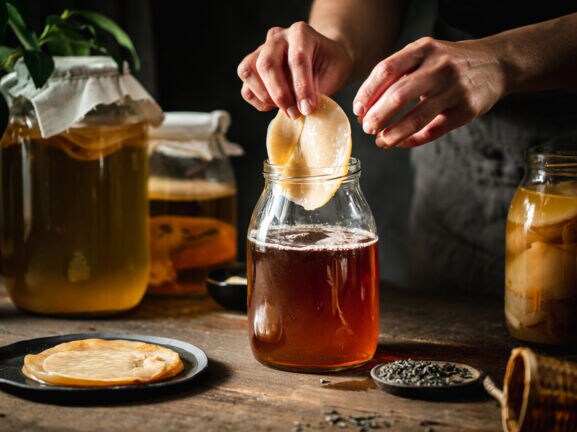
{"left": 0, "top": 281, "right": 570, "bottom": 432}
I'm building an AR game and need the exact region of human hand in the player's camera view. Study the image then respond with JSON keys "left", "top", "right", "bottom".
{"left": 353, "top": 37, "right": 507, "bottom": 148}
{"left": 237, "top": 21, "right": 353, "bottom": 119}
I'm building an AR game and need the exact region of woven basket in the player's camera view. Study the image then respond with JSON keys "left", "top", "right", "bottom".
{"left": 502, "top": 347, "right": 577, "bottom": 432}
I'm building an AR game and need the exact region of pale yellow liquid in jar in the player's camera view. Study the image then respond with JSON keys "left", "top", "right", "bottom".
{"left": 148, "top": 178, "right": 237, "bottom": 295}
{"left": 505, "top": 183, "right": 577, "bottom": 343}
{"left": 0, "top": 122, "right": 150, "bottom": 315}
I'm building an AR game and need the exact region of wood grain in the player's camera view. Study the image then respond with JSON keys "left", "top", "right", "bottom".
{"left": 0, "top": 281, "right": 569, "bottom": 432}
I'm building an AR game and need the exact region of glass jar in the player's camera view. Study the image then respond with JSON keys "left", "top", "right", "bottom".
{"left": 147, "top": 112, "right": 238, "bottom": 296}
{"left": 505, "top": 145, "right": 577, "bottom": 344}
{"left": 0, "top": 57, "right": 160, "bottom": 315}
{"left": 247, "top": 158, "right": 379, "bottom": 372}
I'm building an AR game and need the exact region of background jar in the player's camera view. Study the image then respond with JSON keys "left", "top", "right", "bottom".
{"left": 246, "top": 158, "right": 379, "bottom": 372}
{"left": 147, "top": 111, "right": 239, "bottom": 296}
{"left": 505, "top": 145, "right": 577, "bottom": 344}
{"left": 0, "top": 57, "right": 162, "bottom": 315}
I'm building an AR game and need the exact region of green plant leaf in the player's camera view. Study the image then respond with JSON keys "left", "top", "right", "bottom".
{"left": 0, "top": 92, "right": 9, "bottom": 138}
{"left": 39, "top": 13, "right": 95, "bottom": 41}
{"left": 0, "top": 1, "right": 8, "bottom": 41}
{"left": 41, "top": 15, "right": 96, "bottom": 56}
{"left": 44, "top": 35, "right": 93, "bottom": 56}
{"left": 6, "top": 2, "right": 39, "bottom": 51}
{"left": 0, "top": 45, "right": 18, "bottom": 64}
{"left": 23, "top": 50, "right": 54, "bottom": 88}
{"left": 68, "top": 10, "right": 140, "bottom": 71}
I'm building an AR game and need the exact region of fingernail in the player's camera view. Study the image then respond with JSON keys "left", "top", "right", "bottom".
{"left": 286, "top": 106, "right": 300, "bottom": 120}
{"left": 375, "top": 136, "right": 387, "bottom": 148}
{"left": 378, "top": 128, "right": 391, "bottom": 146}
{"left": 363, "top": 120, "right": 376, "bottom": 135}
{"left": 299, "top": 99, "right": 312, "bottom": 115}
{"left": 353, "top": 101, "right": 365, "bottom": 116}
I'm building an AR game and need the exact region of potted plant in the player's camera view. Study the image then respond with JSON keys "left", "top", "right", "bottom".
{"left": 0, "top": 0, "right": 140, "bottom": 135}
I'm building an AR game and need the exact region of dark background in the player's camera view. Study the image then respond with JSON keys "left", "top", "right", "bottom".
{"left": 21, "top": 0, "right": 437, "bottom": 288}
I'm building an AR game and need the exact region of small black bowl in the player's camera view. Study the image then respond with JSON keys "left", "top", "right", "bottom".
{"left": 370, "top": 360, "right": 485, "bottom": 400}
{"left": 206, "top": 262, "right": 247, "bottom": 312}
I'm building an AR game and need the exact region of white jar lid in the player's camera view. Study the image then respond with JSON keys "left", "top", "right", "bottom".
{"left": 149, "top": 111, "right": 230, "bottom": 140}
{"left": 149, "top": 111, "right": 243, "bottom": 159}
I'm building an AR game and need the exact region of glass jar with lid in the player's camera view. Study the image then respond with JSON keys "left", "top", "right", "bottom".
{"left": 0, "top": 56, "right": 164, "bottom": 315}
{"left": 147, "top": 111, "right": 240, "bottom": 296}
{"left": 247, "top": 157, "right": 379, "bottom": 372}
{"left": 505, "top": 145, "right": 577, "bottom": 344}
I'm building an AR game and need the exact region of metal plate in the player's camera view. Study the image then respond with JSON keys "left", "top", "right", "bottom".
{"left": 0, "top": 332, "right": 208, "bottom": 404}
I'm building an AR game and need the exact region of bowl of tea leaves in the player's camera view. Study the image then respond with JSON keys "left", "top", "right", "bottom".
{"left": 371, "top": 359, "right": 484, "bottom": 399}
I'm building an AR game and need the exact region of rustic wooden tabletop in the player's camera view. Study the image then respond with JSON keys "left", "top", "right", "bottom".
{"left": 0, "top": 281, "right": 568, "bottom": 432}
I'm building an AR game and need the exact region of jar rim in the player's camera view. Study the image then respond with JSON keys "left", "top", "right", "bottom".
{"left": 527, "top": 145, "right": 577, "bottom": 168}
{"left": 263, "top": 157, "right": 361, "bottom": 181}
{"left": 528, "top": 144, "right": 577, "bottom": 155}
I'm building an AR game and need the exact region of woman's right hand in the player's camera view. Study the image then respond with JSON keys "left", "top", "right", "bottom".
{"left": 237, "top": 21, "right": 354, "bottom": 119}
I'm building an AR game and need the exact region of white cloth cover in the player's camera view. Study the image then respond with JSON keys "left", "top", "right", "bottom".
{"left": 148, "top": 111, "right": 243, "bottom": 160}
{"left": 0, "top": 56, "right": 164, "bottom": 138}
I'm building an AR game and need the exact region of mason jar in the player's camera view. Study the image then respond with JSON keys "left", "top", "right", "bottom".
{"left": 505, "top": 145, "right": 577, "bottom": 344}
{"left": 147, "top": 112, "right": 238, "bottom": 296}
{"left": 247, "top": 158, "right": 379, "bottom": 371}
{"left": 0, "top": 57, "right": 163, "bottom": 315}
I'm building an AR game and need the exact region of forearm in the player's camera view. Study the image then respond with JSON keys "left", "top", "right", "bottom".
{"left": 309, "top": 0, "right": 407, "bottom": 82}
{"left": 488, "top": 12, "right": 577, "bottom": 95}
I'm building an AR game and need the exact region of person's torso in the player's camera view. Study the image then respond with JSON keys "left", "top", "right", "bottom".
{"left": 436, "top": 0, "right": 577, "bottom": 40}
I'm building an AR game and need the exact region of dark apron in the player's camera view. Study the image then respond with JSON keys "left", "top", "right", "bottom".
{"left": 407, "top": 18, "right": 577, "bottom": 296}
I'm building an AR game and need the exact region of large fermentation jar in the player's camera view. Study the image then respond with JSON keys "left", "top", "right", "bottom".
{"left": 247, "top": 158, "right": 379, "bottom": 372}
{"left": 505, "top": 145, "right": 577, "bottom": 344}
{"left": 0, "top": 57, "right": 163, "bottom": 315}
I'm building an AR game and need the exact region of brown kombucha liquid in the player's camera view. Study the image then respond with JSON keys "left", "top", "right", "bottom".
{"left": 148, "top": 179, "right": 237, "bottom": 295}
{"left": 0, "top": 123, "right": 149, "bottom": 315}
{"left": 247, "top": 225, "right": 379, "bottom": 371}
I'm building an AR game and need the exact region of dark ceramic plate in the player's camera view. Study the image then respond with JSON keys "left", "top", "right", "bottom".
{"left": 370, "top": 360, "right": 484, "bottom": 400}
{"left": 206, "top": 262, "right": 247, "bottom": 312}
{"left": 0, "top": 332, "right": 208, "bottom": 404}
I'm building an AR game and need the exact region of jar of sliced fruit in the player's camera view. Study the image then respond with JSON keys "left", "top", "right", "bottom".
{"left": 147, "top": 112, "right": 238, "bottom": 296}
{"left": 0, "top": 57, "right": 163, "bottom": 315}
{"left": 505, "top": 145, "right": 577, "bottom": 344}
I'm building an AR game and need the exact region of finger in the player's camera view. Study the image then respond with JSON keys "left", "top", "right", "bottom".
{"left": 373, "top": 91, "right": 453, "bottom": 147}
{"left": 286, "top": 22, "right": 317, "bottom": 115}
{"left": 378, "top": 106, "right": 469, "bottom": 148}
{"left": 237, "top": 50, "right": 275, "bottom": 107}
{"left": 241, "top": 84, "right": 276, "bottom": 112}
{"left": 353, "top": 44, "right": 424, "bottom": 118}
{"left": 361, "top": 67, "right": 452, "bottom": 135}
{"left": 256, "top": 31, "right": 299, "bottom": 119}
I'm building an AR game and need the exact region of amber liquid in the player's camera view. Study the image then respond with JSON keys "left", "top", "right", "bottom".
{"left": 148, "top": 179, "right": 237, "bottom": 295}
{"left": 247, "top": 225, "right": 379, "bottom": 371}
{"left": 505, "top": 183, "right": 577, "bottom": 344}
{"left": 0, "top": 123, "right": 149, "bottom": 315}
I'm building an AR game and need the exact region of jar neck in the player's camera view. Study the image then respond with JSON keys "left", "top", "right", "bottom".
{"left": 263, "top": 157, "right": 361, "bottom": 184}
{"left": 526, "top": 147, "right": 577, "bottom": 180}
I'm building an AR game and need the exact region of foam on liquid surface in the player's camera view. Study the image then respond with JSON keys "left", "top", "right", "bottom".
{"left": 249, "top": 225, "right": 377, "bottom": 251}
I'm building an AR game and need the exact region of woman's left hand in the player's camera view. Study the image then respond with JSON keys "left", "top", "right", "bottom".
{"left": 353, "top": 36, "right": 506, "bottom": 148}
